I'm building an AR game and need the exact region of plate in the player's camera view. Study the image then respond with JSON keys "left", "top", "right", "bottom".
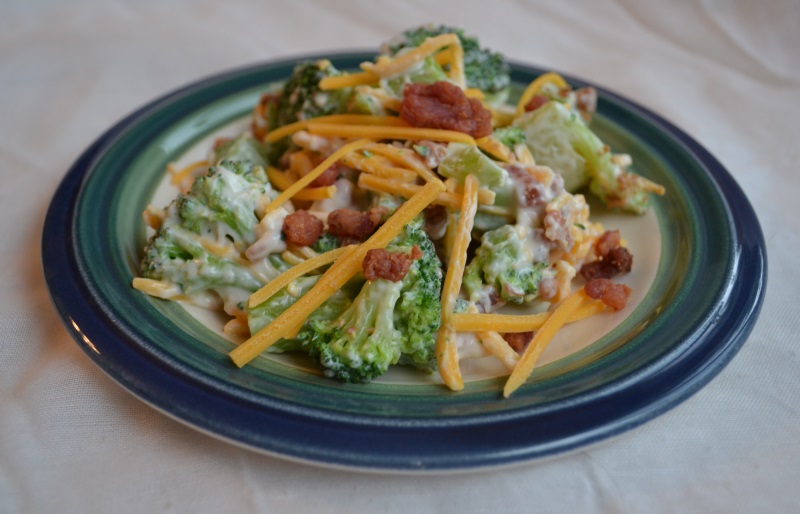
{"left": 42, "top": 52, "right": 767, "bottom": 472}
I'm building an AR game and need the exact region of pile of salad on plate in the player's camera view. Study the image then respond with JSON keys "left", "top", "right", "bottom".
{"left": 133, "top": 25, "right": 665, "bottom": 396}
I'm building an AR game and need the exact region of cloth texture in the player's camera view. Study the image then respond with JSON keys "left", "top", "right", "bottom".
{"left": 1, "top": 0, "right": 798, "bottom": 512}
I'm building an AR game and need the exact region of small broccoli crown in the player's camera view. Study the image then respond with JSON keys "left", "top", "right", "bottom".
{"left": 463, "top": 225, "right": 548, "bottom": 307}
{"left": 248, "top": 275, "right": 352, "bottom": 353}
{"left": 179, "top": 161, "right": 270, "bottom": 246}
{"left": 298, "top": 217, "right": 442, "bottom": 382}
{"left": 299, "top": 278, "right": 406, "bottom": 383}
{"left": 139, "top": 159, "right": 280, "bottom": 313}
{"left": 272, "top": 60, "right": 352, "bottom": 129}
{"left": 311, "top": 233, "right": 341, "bottom": 254}
{"left": 141, "top": 225, "right": 264, "bottom": 294}
{"left": 515, "top": 101, "right": 661, "bottom": 213}
{"left": 390, "top": 218, "right": 443, "bottom": 371}
{"left": 385, "top": 24, "right": 510, "bottom": 94}
{"left": 214, "top": 135, "right": 269, "bottom": 167}
{"left": 492, "top": 126, "right": 526, "bottom": 148}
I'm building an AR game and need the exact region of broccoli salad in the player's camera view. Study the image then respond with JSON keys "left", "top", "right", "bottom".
{"left": 134, "top": 25, "right": 664, "bottom": 392}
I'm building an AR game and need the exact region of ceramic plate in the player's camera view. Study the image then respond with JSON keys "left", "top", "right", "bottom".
{"left": 42, "top": 53, "right": 766, "bottom": 472}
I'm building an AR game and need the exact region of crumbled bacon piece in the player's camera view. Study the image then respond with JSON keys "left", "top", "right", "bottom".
{"left": 606, "top": 246, "right": 633, "bottom": 273}
{"left": 309, "top": 162, "right": 342, "bottom": 187}
{"left": 423, "top": 204, "right": 448, "bottom": 240}
{"left": 584, "top": 278, "right": 631, "bottom": 311}
{"left": 524, "top": 94, "right": 550, "bottom": 113}
{"left": 595, "top": 230, "right": 622, "bottom": 258}
{"left": 574, "top": 87, "right": 597, "bottom": 116}
{"left": 362, "top": 246, "right": 422, "bottom": 282}
{"left": 327, "top": 207, "right": 386, "bottom": 241}
{"left": 400, "top": 82, "right": 492, "bottom": 138}
{"left": 282, "top": 210, "right": 323, "bottom": 247}
{"left": 537, "top": 277, "right": 558, "bottom": 300}
{"left": 503, "top": 332, "right": 534, "bottom": 353}
{"left": 579, "top": 230, "right": 634, "bottom": 280}
{"left": 412, "top": 140, "right": 449, "bottom": 168}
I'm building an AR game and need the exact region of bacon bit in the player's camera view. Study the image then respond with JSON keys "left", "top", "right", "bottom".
{"left": 309, "top": 162, "right": 342, "bottom": 187}
{"left": 503, "top": 331, "right": 534, "bottom": 354}
{"left": 584, "top": 278, "right": 631, "bottom": 311}
{"left": 574, "top": 86, "right": 597, "bottom": 116}
{"left": 400, "top": 81, "right": 493, "bottom": 138}
{"left": 595, "top": 230, "right": 622, "bottom": 257}
{"left": 362, "top": 246, "right": 422, "bottom": 282}
{"left": 423, "top": 204, "right": 448, "bottom": 240}
{"left": 579, "top": 230, "right": 634, "bottom": 280}
{"left": 327, "top": 207, "right": 386, "bottom": 241}
{"left": 282, "top": 210, "right": 323, "bottom": 247}
{"left": 524, "top": 94, "right": 550, "bottom": 113}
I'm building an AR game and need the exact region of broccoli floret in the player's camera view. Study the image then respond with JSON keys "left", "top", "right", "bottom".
{"left": 142, "top": 224, "right": 266, "bottom": 295}
{"left": 514, "top": 101, "right": 662, "bottom": 213}
{"left": 492, "top": 126, "right": 526, "bottom": 149}
{"left": 311, "top": 233, "right": 341, "bottom": 254}
{"left": 463, "top": 225, "right": 549, "bottom": 310}
{"left": 214, "top": 134, "right": 268, "bottom": 167}
{"left": 247, "top": 275, "right": 352, "bottom": 353}
{"left": 140, "top": 160, "right": 281, "bottom": 313}
{"left": 270, "top": 60, "right": 352, "bottom": 130}
{"left": 384, "top": 24, "right": 510, "bottom": 95}
{"left": 438, "top": 143, "right": 509, "bottom": 188}
{"left": 178, "top": 161, "right": 269, "bottom": 249}
{"left": 437, "top": 143, "right": 515, "bottom": 230}
{"left": 298, "top": 218, "right": 442, "bottom": 382}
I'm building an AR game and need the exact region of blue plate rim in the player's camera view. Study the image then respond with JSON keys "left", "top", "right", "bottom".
{"left": 41, "top": 51, "right": 767, "bottom": 472}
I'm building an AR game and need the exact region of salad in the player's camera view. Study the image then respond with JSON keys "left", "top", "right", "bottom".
{"left": 133, "top": 25, "right": 665, "bottom": 396}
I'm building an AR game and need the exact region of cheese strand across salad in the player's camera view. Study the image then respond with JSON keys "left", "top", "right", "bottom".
{"left": 134, "top": 24, "right": 664, "bottom": 396}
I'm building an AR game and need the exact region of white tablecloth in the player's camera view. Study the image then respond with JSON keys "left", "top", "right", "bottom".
{"left": 2, "top": 1, "right": 798, "bottom": 512}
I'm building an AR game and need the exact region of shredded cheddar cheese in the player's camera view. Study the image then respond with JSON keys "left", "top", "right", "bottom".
{"left": 319, "top": 71, "right": 379, "bottom": 90}
{"left": 264, "top": 114, "right": 406, "bottom": 143}
{"left": 476, "top": 136, "right": 515, "bottom": 163}
{"left": 248, "top": 246, "right": 353, "bottom": 308}
{"left": 516, "top": 72, "right": 569, "bottom": 116}
{"left": 436, "top": 174, "right": 479, "bottom": 391}
{"left": 503, "top": 289, "right": 587, "bottom": 397}
{"left": 361, "top": 34, "right": 460, "bottom": 78}
{"left": 265, "top": 139, "right": 372, "bottom": 214}
{"left": 340, "top": 152, "right": 418, "bottom": 182}
{"left": 306, "top": 123, "right": 477, "bottom": 145}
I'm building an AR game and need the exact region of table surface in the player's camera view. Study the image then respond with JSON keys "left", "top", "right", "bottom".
{"left": 2, "top": 1, "right": 798, "bottom": 512}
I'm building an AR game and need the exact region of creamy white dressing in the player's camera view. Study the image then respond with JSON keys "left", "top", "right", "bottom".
{"left": 246, "top": 207, "right": 289, "bottom": 261}
{"left": 456, "top": 332, "right": 490, "bottom": 360}
{"left": 310, "top": 177, "right": 354, "bottom": 214}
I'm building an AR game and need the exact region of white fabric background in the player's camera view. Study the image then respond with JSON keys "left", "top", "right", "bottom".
{"left": 1, "top": 0, "right": 798, "bottom": 512}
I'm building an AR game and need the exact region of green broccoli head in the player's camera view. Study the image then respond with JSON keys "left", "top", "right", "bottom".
{"left": 271, "top": 60, "right": 352, "bottom": 129}
{"left": 311, "top": 233, "right": 341, "bottom": 254}
{"left": 298, "top": 218, "right": 442, "bottom": 382}
{"left": 247, "top": 275, "right": 353, "bottom": 353}
{"left": 142, "top": 225, "right": 266, "bottom": 296}
{"left": 463, "top": 224, "right": 549, "bottom": 309}
{"left": 140, "top": 159, "right": 281, "bottom": 314}
{"left": 214, "top": 134, "right": 268, "bottom": 167}
{"left": 514, "top": 101, "right": 661, "bottom": 213}
{"left": 179, "top": 160, "right": 270, "bottom": 248}
{"left": 437, "top": 141, "right": 516, "bottom": 226}
{"left": 492, "top": 126, "right": 526, "bottom": 149}
{"left": 383, "top": 24, "right": 510, "bottom": 95}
